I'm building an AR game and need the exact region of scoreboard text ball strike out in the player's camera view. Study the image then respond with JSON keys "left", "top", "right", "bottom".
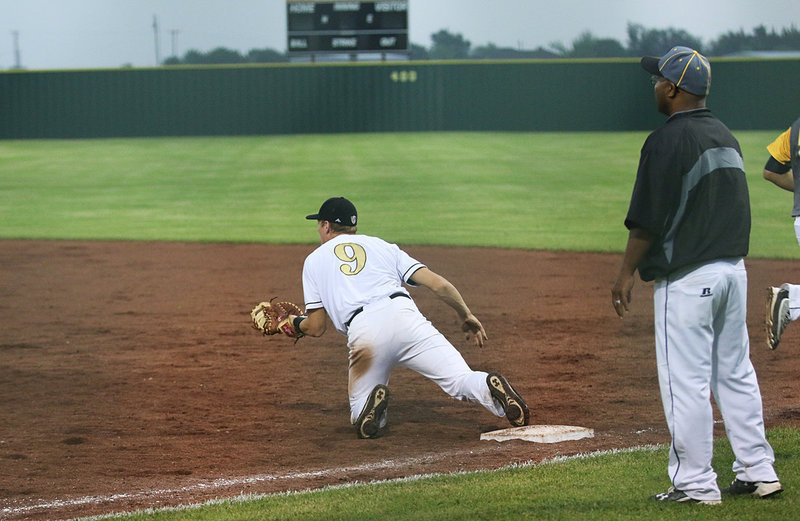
{"left": 287, "top": 1, "right": 409, "bottom": 55}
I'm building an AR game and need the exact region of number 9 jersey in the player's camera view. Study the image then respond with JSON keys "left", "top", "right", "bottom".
{"left": 302, "top": 234, "right": 425, "bottom": 334}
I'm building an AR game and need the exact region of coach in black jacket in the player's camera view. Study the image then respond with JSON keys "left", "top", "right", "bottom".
{"left": 611, "top": 46, "right": 782, "bottom": 504}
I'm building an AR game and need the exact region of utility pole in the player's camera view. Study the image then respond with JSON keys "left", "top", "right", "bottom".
{"left": 152, "top": 15, "right": 161, "bottom": 65}
{"left": 11, "top": 30, "right": 21, "bottom": 69}
{"left": 170, "top": 29, "right": 180, "bottom": 58}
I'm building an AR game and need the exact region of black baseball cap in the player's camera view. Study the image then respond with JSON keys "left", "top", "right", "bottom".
{"left": 306, "top": 197, "right": 358, "bottom": 226}
{"left": 641, "top": 46, "right": 711, "bottom": 97}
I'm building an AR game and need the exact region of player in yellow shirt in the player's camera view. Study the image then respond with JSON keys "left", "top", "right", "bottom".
{"left": 763, "top": 117, "right": 800, "bottom": 350}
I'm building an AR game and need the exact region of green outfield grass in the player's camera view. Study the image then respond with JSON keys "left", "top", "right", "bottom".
{"left": 0, "top": 131, "right": 796, "bottom": 256}
{"left": 2, "top": 132, "right": 797, "bottom": 520}
{"left": 107, "top": 426, "right": 798, "bottom": 521}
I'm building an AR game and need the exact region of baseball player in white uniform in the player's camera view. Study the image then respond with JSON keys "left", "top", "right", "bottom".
{"left": 289, "top": 197, "right": 529, "bottom": 438}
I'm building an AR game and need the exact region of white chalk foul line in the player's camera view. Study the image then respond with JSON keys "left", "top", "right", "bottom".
{"left": 3, "top": 443, "right": 667, "bottom": 519}
{"left": 0, "top": 447, "right": 498, "bottom": 517}
{"left": 70, "top": 444, "right": 665, "bottom": 521}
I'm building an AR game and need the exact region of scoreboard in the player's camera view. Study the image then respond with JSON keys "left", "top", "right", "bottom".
{"left": 287, "top": 1, "right": 409, "bottom": 55}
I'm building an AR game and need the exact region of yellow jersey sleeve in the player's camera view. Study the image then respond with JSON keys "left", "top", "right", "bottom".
{"left": 766, "top": 127, "right": 793, "bottom": 164}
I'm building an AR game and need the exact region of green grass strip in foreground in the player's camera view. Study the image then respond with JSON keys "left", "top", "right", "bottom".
{"left": 109, "top": 426, "right": 797, "bottom": 521}
{"left": 0, "top": 131, "right": 795, "bottom": 257}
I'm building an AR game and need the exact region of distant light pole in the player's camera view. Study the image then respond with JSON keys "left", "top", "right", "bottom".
{"left": 11, "top": 30, "right": 21, "bottom": 69}
{"left": 170, "top": 29, "right": 180, "bottom": 58}
{"left": 152, "top": 15, "right": 161, "bottom": 65}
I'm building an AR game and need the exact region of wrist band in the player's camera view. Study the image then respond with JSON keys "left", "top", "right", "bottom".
{"left": 293, "top": 315, "right": 307, "bottom": 334}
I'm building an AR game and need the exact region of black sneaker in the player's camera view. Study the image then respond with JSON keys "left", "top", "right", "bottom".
{"left": 355, "top": 384, "right": 389, "bottom": 439}
{"left": 486, "top": 373, "right": 530, "bottom": 427}
{"left": 766, "top": 286, "right": 791, "bottom": 350}
{"left": 723, "top": 478, "right": 783, "bottom": 498}
{"left": 652, "top": 487, "right": 721, "bottom": 505}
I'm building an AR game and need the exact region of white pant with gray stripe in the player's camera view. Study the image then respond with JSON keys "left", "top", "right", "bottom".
{"left": 654, "top": 258, "right": 777, "bottom": 501}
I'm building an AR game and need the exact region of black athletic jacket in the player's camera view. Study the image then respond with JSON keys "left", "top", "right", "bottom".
{"left": 625, "top": 108, "right": 750, "bottom": 282}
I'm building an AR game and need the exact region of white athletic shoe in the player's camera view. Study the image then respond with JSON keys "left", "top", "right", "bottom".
{"left": 723, "top": 478, "right": 783, "bottom": 498}
{"left": 766, "top": 286, "right": 791, "bottom": 350}
{"left": 651, "top": 487, "right": 721, "bottom": 505}
{"left": 650, "top": 487, "right": 722, "bottom": 505}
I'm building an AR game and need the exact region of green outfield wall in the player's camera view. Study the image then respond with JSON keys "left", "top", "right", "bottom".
{"left": 1, "top": 58, "right": 798, "bottom": 139}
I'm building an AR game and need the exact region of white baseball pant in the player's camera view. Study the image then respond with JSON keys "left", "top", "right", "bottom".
{"left": 345, "top": 295, "right": 505, "bottom": 425}
{"left": 781, "top": 216, "right": 800, "bottom": 321}
{"left": 654, "top": 258, "right": 777, "bottom": 501}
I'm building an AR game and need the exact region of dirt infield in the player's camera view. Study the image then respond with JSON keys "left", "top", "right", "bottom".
{"left": 2, "top": 240, "right": 799, "bottom": 520}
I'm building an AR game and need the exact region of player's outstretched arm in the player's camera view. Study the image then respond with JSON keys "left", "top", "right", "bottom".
{"left": 409, "top": 267, "right": 488, "bottom": 348}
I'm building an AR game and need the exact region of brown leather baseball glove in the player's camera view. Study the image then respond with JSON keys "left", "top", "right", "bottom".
{"left": 250, "top": 299, "right": 305, "bottom": 338}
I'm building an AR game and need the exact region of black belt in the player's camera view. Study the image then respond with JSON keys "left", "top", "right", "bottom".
{"left": 345, "top": 292, "right": 410, "bottom": 329}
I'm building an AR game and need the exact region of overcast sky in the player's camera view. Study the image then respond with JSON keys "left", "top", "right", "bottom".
{"left": 2, "top": 0, "right": 798, "bottom": 70}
